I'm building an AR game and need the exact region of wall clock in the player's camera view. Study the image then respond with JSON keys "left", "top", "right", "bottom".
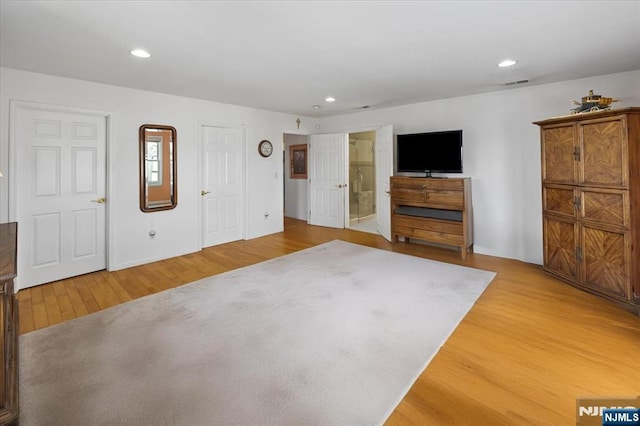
{"left": 258, "top": 140, "right": 273, "bottom": 157}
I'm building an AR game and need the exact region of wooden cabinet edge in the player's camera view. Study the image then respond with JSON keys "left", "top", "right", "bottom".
{"left": 0, "top": 223, "right": 19, "bottom": 425}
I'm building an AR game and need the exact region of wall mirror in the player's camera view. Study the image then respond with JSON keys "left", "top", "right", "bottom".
{"left": 139, "top": 124, "right": 177, "bottom": 212}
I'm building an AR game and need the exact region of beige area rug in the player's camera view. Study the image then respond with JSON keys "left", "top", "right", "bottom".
{"left": 20, "top": 240, "right": 496, "bottom": 425}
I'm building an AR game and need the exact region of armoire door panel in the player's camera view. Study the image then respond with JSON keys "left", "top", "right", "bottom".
{"left": 581, "top": 225, "right": 630, "bottom": 300}
{"left": 541, "top": 124, "right": 577, "bottom": 184}
{"left": 543, "top": 215, "right": 579, "bottom": 282}
{"left": 579, "top": 117, "right": 628, "bottom": 188}
{"left": 543, "top": 185, "right": 576, "bottom": 218}
{"left": 581, "top": 189, "right": 629, "bottom": 228}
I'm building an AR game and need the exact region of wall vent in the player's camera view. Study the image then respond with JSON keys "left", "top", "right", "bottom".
{"left": 504, "top": 79, "right": 530, "bottom": 86}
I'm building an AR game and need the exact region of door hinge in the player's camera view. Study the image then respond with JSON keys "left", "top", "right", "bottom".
{"left": 576, "top": 246, "right": 583, "bottom": 262}
{"left": 573, "top": 146, "right": 581, "bottom": 161}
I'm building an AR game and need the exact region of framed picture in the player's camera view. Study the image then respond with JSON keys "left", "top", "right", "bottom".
{"left": 290, "top": 144, "right": 307, "bottom": 179}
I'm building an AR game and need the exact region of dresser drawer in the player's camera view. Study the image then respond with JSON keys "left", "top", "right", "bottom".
{"left": 392, "top": 187, "right": 427, "bottom": 203}
{"left": 393, "top": 216, "right": 463, "bottom": 235}
{"left": 395, "top": 224, "right": 464, "bottom": 245}
{"left": 425, "top": 179, "right": 463, "bottom": 191}
{"left": 426, "top": 190, "right": 463, "bottom": 206}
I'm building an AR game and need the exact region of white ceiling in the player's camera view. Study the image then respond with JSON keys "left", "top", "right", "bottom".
{"left": 1, "top": 1, "right": 639, "bottom": 118}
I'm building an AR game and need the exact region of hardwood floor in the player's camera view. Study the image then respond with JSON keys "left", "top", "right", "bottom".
{"left": 18, "top": 217, "right": 640, "bottom": 425}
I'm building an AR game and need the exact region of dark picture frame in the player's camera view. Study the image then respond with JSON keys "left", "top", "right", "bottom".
{"left": 290, "top": 144, "right": 307, "bottom": 179}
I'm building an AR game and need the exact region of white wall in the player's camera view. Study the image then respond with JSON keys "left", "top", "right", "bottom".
{"left": 318, "top": 70, "right": 640, "bottom": 264}
{"left": 0, "top": 67, "right": 315, "bottom": 272}
{"left": 284, "top": 133, "right": 309, "bottom": 220}
{"left": 2, "top": 68, "right": 638, "bottom": 270}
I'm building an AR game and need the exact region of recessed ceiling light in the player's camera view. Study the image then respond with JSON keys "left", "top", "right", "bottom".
{"left": 325, "top": 96, "right": 336, "bottom": 103}
{"left": 498, "top": 59, "right": 517, "bottom": 67}
{"left": 312, "top": 105, "right": 321, "bottom": 109}
{"left": 130, "top": 49, "right": 151, "bottom": 58}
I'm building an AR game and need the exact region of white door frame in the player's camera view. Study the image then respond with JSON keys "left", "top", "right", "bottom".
{"left": 8, "top": 100, "right": 114, "bottom": 277}
{"left": 197, "top": 121, "right": 247, "bottom": 248}
{"left": 342, "top": 133, "right": 350, "bottom": 227}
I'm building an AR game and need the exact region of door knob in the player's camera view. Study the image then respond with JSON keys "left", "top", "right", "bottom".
{"left": 201, "top": 190, "right": 211, "bottom": 196}
{"left": 336, "top": 184, "right": 343, "bottom": 188}
{"left": 91, "top": 197, "right": 106, "bottom": 204}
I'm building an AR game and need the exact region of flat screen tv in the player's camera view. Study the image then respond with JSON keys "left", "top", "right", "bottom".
{"left": 396, "top": 130, "right": 463, "bottom": 176}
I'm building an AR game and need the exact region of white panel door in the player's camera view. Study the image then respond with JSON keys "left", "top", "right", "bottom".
{"left": 309, "top": 133, "right": 347, "bottom": 228}
{"left": 375, "top": 125, "right": 393, "bottom": 241}
{"left": 201, "top": 126, "right": 244, "bottom": 247}
{"left": 15, "top": 107, "right": 107, "bottom": 289}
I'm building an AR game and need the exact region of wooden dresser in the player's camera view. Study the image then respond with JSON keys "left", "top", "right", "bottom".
{"left": 0, "top": 223, "right": 18, "bottom": 425}
{"left": 534, "top": 108, "right": 640, "bottom": 314}
{"left": 390, "top": 177, "right": 473, "bottom": 259}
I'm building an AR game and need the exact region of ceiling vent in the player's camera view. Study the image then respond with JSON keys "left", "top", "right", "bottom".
{"left": 504, "top": 79, "right": 530, "bottom": 86}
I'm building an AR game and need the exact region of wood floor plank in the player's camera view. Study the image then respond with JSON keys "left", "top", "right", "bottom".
{"left": 18, "top": 296, "right": 35, "bottom": 334}
{"left": 62, "top": 279, "right": 90, "bottom": 317}
{"left": 101, "top": 273, "right": 134, "bottom": 304}
{"left": 109, "top": 270, "right": 152, "bottom": 300}
{"left": 41, "top": 283, "right": 63, "bottom": 326}
{"left": 51, "top": 280, "right": 67, "bottom": 297}
{"left": 56, "top": 293, "right": 76, "bottom": 322}
{"left": 89, "top": 273, "right": 122, "bottom": 308}
{"left": 29, "top": 286, "right": 44, "bottom": 305}
{"left": 31, "top": 303, "right": 48, "bottom": 330}
{"left": 72, "top": 277, "right": 101, "bottom": 314}
{"left": 18, "top": 288, "right": 32, "bottom": 302}
{"left": 15, "top": 217, "right": 640, "bottom": 425}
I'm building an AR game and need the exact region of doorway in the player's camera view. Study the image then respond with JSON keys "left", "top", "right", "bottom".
{"left": 348, "top": 131, "right": 377, "bottom": 233}
{"left": 287, "top": 125, "right": 392, "bottom": 241}
{"left": 349, "top": 131, "right": 382, "bottom": 234}
{"left": 283, "top": 133, "right": 309, "bottom": 221}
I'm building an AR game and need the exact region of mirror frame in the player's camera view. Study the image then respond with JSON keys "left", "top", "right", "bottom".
{"left": 139, "top": 124, "right": 178, "bottom": 212}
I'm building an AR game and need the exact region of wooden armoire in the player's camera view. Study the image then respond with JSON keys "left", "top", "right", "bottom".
{"left": 534, "top": 107, "right": 639, "bottom": 314}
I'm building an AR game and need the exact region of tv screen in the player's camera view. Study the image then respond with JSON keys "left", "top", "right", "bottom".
{"left": 396, "top": 130, "right": 463, "bottom": 174}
